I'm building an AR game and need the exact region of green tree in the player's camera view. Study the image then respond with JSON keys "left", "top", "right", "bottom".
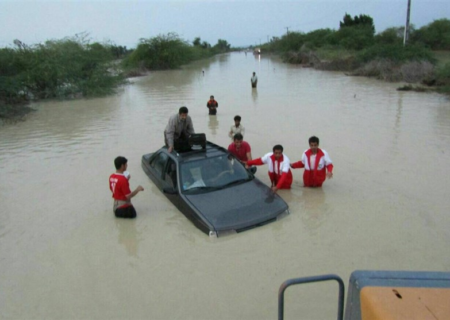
{"left": 0, "top": 36, "right": 123, "bottom": 110}
{"left": 340, "top": 13, "right": 375, "bottom": 34}
{"left": 411, "top": 19, "right": 450, "bottom": 50}
{"left": 303, "top": 29, "right": 335, "bottom": 48}
{"left": 375, "top": 27, "right": 405, "bottom": 45}
{"left": 193, "top": 37, "right": 201, "bottom": 47}
{"left": 212, "top": 39, "right": 231, "bottom": 53}
{"left": 336, "top": 13, "right": 375, "bottom": 50}
{"left": 125, "top": 33, "right": 192, "bottom": 70}
{"left": 201, "top": 41, "right": 211, "bottom": 49}
{"left": 279, "top": 32, "right": 305, "bottom": 52}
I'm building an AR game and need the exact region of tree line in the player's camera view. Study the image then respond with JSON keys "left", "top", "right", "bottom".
{"left": 1, "top": 15, "right": 449, "bottom": 119}
{"left": 0, "top": 33, "right": 231, "bottom": 119}
{"left": 261, "top": 15, "right": 450, "bottom": 92}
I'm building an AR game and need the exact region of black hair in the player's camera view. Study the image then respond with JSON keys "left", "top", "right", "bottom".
{"left": 179, "top": 106, "right": 189, "bottom": 114}
{"left": 234, "top": 115, "right": 241, "bottom": 121}
{"left": 309, "top": 136, "right": 319, "bottom": 145}
{"left": 233, "top": 133, "right": 244, "bottom": 141}
{"left": 273, "top": 144, "right": 283, "bottom": 152}
{"left": 114, "top": 156, "right": 128, "bottom": 170}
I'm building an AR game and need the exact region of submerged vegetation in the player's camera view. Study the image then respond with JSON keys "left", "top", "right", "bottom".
{"left": 261, "top": 16, "right": 450, "bottom": 94}
{"left": 0, "top": 32, "right": 231, "bottom": 120}
{"left": 121, "top": 33, "right": 230, "bottom": 76}
{"left": 0, "top": 34, "right": 124, "bottom": 119}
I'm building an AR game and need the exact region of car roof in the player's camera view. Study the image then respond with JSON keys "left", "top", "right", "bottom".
{"left": 170, "top": 141, "right": 229, "bottom": 163}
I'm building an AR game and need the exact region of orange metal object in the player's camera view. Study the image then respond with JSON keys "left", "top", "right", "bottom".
{"left": 361, "top": 286, "right": 450, "bottom": 320}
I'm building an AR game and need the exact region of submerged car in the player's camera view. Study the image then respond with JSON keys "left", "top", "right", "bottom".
{"left": 141, "top": 139, "right": 289, "bottom": 236}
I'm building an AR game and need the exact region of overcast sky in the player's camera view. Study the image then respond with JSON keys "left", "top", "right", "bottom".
{"left": 1, "top": 0, "right": 449, "bottom": 48}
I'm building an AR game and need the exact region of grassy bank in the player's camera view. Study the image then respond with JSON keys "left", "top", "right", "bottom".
{"left": 434, "top": 51, "right": 450, "bottom": 66}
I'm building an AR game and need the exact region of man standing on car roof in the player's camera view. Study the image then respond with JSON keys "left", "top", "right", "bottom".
{"left": 164, "top": 106, "right": 195, "bottom": 153}
{"left": 246, "top": 144, "right": 293, "bottom": 193}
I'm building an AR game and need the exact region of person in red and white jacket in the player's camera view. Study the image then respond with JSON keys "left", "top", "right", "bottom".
{"left": 291, "top": 136, "right": 333, "bottom": 187}
{"left": 246, "top": 144, "right": 293, "bottom": 193}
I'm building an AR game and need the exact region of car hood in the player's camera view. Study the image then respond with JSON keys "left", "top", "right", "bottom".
{"left": 183, "top": 179, "right": 288, "bottom": 232}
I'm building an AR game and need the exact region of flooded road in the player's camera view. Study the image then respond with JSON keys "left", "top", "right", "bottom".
{"left": 1, "top": 52, "right": 449, "bottom": 319}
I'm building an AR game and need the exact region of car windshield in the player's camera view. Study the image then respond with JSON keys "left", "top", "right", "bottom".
{"left": 180, "top": 155, "right": 251, "bottom": 193}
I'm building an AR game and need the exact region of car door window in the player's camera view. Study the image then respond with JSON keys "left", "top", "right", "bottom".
{"left": 164, "top": 159, "right": 177, "bottom": 189}
{"left": 150, "top": 152, "right": 169, "bottom": 177}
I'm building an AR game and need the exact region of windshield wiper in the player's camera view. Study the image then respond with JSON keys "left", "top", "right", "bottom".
{"left": 185, "top": 186, "right": 220, "bottom": 192}
{"left": 218, "top": 178, "right": 250, "bottom": 189}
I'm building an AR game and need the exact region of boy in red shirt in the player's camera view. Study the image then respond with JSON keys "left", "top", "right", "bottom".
{"left": 109, "top": 156, "right": 144, "bottom": 218}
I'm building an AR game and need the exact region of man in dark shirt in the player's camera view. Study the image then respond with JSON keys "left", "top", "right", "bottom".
{"left": 206, "top": 95, "right": 218, "bottom": 115}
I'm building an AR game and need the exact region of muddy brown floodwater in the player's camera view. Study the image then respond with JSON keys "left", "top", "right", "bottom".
{"left": 1, "top": 52, "right": 449, "bottom": 319}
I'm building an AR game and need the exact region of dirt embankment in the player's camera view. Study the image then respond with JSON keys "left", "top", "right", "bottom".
{"left": 286, "top": 51, "right": 445, "bottom": 93}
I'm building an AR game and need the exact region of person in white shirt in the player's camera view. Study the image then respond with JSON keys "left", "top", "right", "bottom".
{"left": 251, "top": 72, "right": 258, "bottom": 88}
{"left": 228, "top": 115, "right": 245, "bottom": 139}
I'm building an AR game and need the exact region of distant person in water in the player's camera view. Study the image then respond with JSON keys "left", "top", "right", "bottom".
{"left": 246, "top": 144, "right": 292, "bottom": 193}
{"left": 206, "top": 95, "right": 218, "bottom": 115}
{"left": 251, "top": 72, "right": 258, "bottom": 88}
{"left": 291, "top": 136, "right": 334, "bottom": 187}
{"left": 228, "top": 133, "right": 252, "bottom": 164}
{"left": 109, "top": 156, "right": 144, "bottom": 219}
{"left": 228, "top": 115, "right": 245, "bottom": 139}
{"left": 164, "top": 106, "right": 195, "bottom": 153}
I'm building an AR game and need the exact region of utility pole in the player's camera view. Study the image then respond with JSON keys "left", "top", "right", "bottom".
{"left": 285, "top": 27, "right": 289, "bottom": 35}
{"left": 403, "top": 0, "right": 412, "bottom": 46}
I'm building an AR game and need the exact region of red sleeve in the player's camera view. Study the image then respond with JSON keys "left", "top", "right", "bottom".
{"left": 326, "top": 163, "right": 334, "bottom": 173}
{"left": 247, "top": 158, "right": 263, "bottom": 166}
{"left": 276, "top": 172, "right": 288, "bottom": 189}
{"left": 291, "top": 161, "right": 304, "bottom": 169}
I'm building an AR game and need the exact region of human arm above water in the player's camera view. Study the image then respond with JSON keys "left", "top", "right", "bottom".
{"left": 290, "top": 161, "right": 305, "bottom": 169}
{"left": 126, "top": 185, "right": 144, "bottom": 201}
{"left": 245, "top": 157, "right": 263, "bottom": 168}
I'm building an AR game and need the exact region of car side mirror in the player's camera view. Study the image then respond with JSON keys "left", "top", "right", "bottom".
{"left": 249, "top": 166, "right": 257, "bottom": 174}
{"left": 163, "top": 187, "right": 178, "bottom": 195}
